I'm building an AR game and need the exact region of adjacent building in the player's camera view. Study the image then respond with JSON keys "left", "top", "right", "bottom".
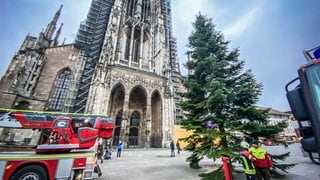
{"left": 258, "top": 107, "right": 299, "bottom": 142}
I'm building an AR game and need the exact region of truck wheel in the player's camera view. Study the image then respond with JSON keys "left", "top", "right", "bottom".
{"left": 11, "top": 165, "right": 47, "bottom": 180}
{"left": 308, "top": 152, "right": 320, "bottom": 165}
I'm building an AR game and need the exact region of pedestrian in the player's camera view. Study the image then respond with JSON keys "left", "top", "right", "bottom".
{"left": 240, "top": 141, "right": 256, "bottom": 180}
{"left": 170, "top": 140, "right": 175, "bottom": 157}
{"left": 104, "top": 147, "right": 112, "bottom": 160}
{"left": 96, "top": 142, "right": 104, "bottom": 164}
{"left": 249, "top": 140, "right": 273, "bottom": 180}
{"left": 176, "top": 141, "right": 181, "bottom": 154}
{"left": 117, "top": 140, "right": 123, "bottom": 157}
{"left": 284, "top": 142, "right": 289, "bottom": 149}
{"left": 127, "top": 140, "right": 130, "bottom": 149}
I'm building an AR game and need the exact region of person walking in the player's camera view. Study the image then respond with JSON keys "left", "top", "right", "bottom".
{"left": 117, "top": 140, "right": 123, "bottom": 157}
{"left": 240, "top": 141, "right": 256, "bottom": 180}
{"left": 170, "top": 140, "right": 175, "bottom": 157}
{"left": 96, "top": 142, "right": 104, "bottom": 164}
{"left": 249, "top": 140, "right": 273, "bottom": 180}
{"left": 176, "top": 141, "right": 181, "bottom": 155}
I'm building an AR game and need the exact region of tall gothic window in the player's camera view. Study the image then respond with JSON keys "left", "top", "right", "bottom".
{"left": 126, "top": 0, "right": 138, "bottom": 18}
{"left": 141, "top": 0, "right": 150, "bottom": 22}
{"left": 125, "top": 31, "right": 131, "bottom": 60}
{"left": 133, "top": 28, "right": 141, "bottom": 63}
{"left": 49, "top": 69, "right": 71, "bottom": 110}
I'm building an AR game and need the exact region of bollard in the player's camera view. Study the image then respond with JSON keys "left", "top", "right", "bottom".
{"left": 221, "top": 156, "right": 232, "bottom": 180}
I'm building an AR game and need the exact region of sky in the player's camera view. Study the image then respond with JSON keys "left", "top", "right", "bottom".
{"left": 1, "top": 0, "right": 320, "bottom": 111}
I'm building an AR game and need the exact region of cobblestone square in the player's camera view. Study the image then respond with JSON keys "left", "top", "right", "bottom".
{"left": 97, "top": 143, "right": 319, "bottom": 180}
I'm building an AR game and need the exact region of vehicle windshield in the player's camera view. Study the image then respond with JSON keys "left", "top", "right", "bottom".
{"left": 306, "top": 64, "right": 320, "bottom": 114}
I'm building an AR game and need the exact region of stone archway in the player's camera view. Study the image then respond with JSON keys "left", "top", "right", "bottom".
{"left": 128, "top": 86, "right": 147, "bottom": 147}
{"left": 150, "top": 90, "right": 162, "bottom": 148}
{"left": 108, "top": 83, "right": 125, "bottom": 117}
{"left": 108, "top": 83, "right": 125, "bottom": 145}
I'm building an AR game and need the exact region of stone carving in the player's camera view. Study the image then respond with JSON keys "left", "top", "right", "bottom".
{"left": 112, "top": 71, "right": 163, "bottom": 90}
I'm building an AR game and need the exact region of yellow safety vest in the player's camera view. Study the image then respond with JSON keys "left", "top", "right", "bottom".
{"left": 240, "top": 155, "right": 256, "bottom": 175}
{"left": 249, "top": 147, "right": 267, "bottom": 159}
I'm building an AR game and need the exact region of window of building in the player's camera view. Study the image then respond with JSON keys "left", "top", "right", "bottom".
{"left": 125, "top": 32, "right": 131, "bottom": 60}
{"left": 49, "top": 69, "right": 71, "bottom": 110}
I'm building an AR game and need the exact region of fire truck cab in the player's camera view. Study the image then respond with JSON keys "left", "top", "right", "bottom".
{"left": 0, "top": 109, "right": 115, "bottom": 179}
{"left": 286, "top": 46, "right": 320, "bottom": 165}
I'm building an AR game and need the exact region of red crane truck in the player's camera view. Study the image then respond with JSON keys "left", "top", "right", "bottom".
{"left": 286, "top": 46, "right": 320, "bottom": 165}
{"left": 0, "top": 108, "right": 115, "bottom": 179}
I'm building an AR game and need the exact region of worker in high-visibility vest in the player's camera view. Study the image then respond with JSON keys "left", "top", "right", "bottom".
{"left": 240, "top": 141, "right": 256, "bottom": 180}
{"left": 249, "top": 140, "right": 273, "bottom": 180}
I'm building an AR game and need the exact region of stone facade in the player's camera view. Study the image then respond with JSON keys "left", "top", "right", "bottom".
{"left": 86, "top": 66, "right": 175, "bottom": 147}
{"left": 0, "top": 44, "right": 80, "bottom": 110}
{"left": 84, "top": 0, "right": 177, "bottom": 147}
{"left": 0, "top": 1, "right": 180, "bottom": 148}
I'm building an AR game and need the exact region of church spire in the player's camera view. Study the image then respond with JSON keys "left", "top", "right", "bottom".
{"left": 44, "top": 4, "right": 63, "bottom": 40}
{"left": 51, "top": 23, "right": 63, "bottom": 47}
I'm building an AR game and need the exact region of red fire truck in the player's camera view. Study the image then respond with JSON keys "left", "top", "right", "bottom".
{"left": 286, "top": 46, "right": 320, "bottom": 165}
{"left": 0, "top": 108, "right": 114, "bottom": 179}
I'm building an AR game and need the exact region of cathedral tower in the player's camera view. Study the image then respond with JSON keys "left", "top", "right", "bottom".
{"left": 81, "top": 0, "right": 178, "bottom": 147}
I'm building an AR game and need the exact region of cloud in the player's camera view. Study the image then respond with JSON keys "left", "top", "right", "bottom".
{"left": 223, "top": 3, "right": 263, "bottom": 38}
{"left": 173, "top": 0, "right": 211, "bottom": 22}
{"left": 172, "top": 0, "right": 214, "bottom": 36}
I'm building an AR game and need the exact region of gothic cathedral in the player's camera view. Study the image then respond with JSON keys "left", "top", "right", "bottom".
{"left": 0, "top": 0, "right": 183, "bottom": 148}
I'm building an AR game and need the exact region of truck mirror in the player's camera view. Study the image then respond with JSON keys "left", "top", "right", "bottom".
{"left": 301, "top": 136, "right": 317, "bottom": 152}
{"left": 286, "top": 86, "right": 309, "bottom": 120}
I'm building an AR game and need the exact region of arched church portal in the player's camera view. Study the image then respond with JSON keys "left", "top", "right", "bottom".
{"left": 108, "top": 83, "right": 125, "bottom": 145}
{"left": 150, "top": 90, "right": 162, "bottom": 148}
{"left": 128, "top": 86, "right": 147, "bottom": 147}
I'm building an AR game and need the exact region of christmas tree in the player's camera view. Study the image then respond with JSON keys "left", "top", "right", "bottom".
{"left": 180, "top": 13, "right": 293, "bottom": 178}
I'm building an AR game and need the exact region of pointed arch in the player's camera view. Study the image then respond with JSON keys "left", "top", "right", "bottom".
{"left": 108, "top": 83, "right": 125, "bottom": 118}
{"left": 129, "top": 85, "right": 147, "bottom": 111}
{"left": 108, "top": 83, "right": 126, "bottom": 146}
{"left": 150, "top": 89, "right": 163, "bottom": 148}
{"left": 48, "top": 68, "right": 71, "bottom": 111}
{"left": 128, "top": 85, "right": 147, "bottom": 146}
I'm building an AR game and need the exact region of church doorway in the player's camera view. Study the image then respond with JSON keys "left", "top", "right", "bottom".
{"left": 128, "top": 111, "right": 140, "bottom": 145}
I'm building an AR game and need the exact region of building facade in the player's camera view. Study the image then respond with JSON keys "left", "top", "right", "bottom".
{"left": 0, "top": 0, "right": 182, "bottom": 148}
{"left": 258, "top": 107, "right": 299, "bottom": 142}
